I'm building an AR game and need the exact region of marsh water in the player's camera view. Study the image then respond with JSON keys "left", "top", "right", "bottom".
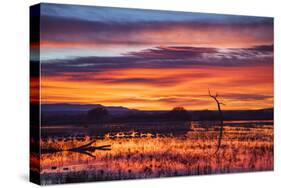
{"left": 37, "top": 120, "right": 273, "bottom": 184}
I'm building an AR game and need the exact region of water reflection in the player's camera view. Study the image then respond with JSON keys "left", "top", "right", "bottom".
{"left": 39, "top": 120, "right": 273, "bottom": 184}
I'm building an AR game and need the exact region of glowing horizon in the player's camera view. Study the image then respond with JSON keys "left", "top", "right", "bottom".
{"left": 37, "top": 4, "right": 274, "bottom": 111}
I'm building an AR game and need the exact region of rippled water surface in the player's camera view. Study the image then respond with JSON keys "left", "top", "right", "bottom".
{"left": 36, "top": 120, "right": 273, "bottom": 184}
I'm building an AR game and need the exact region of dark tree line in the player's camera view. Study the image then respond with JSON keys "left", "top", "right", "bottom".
{"left": 41, "top": 106, "right": 273, "bottom": 126}
{"left": 87, "top": 107, "right": 109, "bottom": 122}
{"left": 86, "top": 106, "right": 191, "bottom": 123}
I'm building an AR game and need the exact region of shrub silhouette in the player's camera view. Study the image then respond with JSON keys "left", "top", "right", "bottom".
{"left": 87, "top": 107, "right": 109, "bottom": 122}
{"left": 167, "top": 107, "right": 191, "bottom": 121}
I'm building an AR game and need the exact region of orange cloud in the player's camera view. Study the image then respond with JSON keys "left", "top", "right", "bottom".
{"left": 41, "top": 64, "right": 273, "bottom": 110}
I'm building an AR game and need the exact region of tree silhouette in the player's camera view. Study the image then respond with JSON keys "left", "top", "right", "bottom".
{"left": 208, "top": 89, "right": 225, "bottom": 154}
{"left": 87, "top": 107, "right": 109, "bottom": 122}
{"left": 168, "top": 107, "right": 191, "bottom": 120}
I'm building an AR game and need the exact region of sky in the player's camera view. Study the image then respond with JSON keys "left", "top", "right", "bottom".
{"left": 35, "top": 3, "right": 274, "bottom": 110}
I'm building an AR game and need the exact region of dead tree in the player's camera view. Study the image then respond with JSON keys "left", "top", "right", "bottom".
{"left": 208, "top": 89, "right": 225, "bottom": 154}
{"left": 41, "top": 140, "right": 111, "bottom": 158}
{"left": 68, "top": 140, "right": 111, "bottom": 158}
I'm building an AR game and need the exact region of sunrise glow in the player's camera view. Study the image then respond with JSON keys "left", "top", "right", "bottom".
{"left": 36, "top": 4, "right": 273, "bottom": 111}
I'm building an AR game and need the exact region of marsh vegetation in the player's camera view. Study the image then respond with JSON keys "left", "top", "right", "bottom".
{"left": 36, "top": 120, "right": 273, "bottom": 185}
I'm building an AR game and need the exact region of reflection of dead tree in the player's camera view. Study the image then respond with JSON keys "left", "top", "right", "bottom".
{"left": 41, "top": 140, "right": 111, "bottom": 158}
{"left": 68, "top": 140, "right": 111, "bottom": 158}
{"left": 208, "top": 89, "right": 225, "bottom": 154}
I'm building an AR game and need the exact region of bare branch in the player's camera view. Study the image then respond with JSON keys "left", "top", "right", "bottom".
{"left": 42, "top": 141, "right": 111, "bottom": 158}
{"left": 208, "top": 89, "right": 224, "bottom": 154}
{"left": 208, "top": 88, "right": 211, "bottom": 97}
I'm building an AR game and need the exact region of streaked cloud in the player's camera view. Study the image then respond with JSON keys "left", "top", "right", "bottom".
{"left": 38, "top": 15, "right": 273, "bottom": 50}
{"left": 41, "top": 45, "right": 273, "bottom": 77}
{"left": 38, "top": 4, "right": 273, "bottom": 110}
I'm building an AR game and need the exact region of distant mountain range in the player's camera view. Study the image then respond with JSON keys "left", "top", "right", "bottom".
{"left": 40, "top": 103, "right": 273, "bottom": 125}
{"left": 41, "top": 103, "right": 273, "bottom": 117}
{"left": 41, "top": 103, "right": 139, "bottom": 116}
{"left": 42, "top": 103, "right": 273, "bottom": 112}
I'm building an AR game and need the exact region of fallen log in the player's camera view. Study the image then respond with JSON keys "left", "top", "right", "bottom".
{"left": 41, "top": 140, "right": 111, "bottom": 158}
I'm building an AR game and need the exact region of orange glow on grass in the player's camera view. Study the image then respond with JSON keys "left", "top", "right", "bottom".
{"left": 39, "top": 121, "right": 273, "bottom": 175}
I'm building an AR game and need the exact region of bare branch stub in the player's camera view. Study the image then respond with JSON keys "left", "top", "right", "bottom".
{"left": 42, "top": 140, "right": 111, "bottom": 158}
{"left": 208, "top": 89, "right": 224, "bottom": 154}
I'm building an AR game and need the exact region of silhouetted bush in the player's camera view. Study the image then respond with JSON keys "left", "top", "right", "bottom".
{"left": 87, "top": 107, "right": 109, "bottom": 122}
{"left": 166, "top": 107, "right": 191, "bottom": 121}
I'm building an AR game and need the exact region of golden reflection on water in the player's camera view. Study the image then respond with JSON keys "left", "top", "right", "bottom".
{"left": 39, "top": 120, "right": 273, "bottom": 183}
